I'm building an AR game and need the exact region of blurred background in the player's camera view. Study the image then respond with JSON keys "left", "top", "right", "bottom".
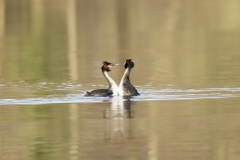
{"left": 1, "top": 0, "right": 240, "bottom": 160}
{"left": 1, "top": 0, "right": 240, "bottom": 89}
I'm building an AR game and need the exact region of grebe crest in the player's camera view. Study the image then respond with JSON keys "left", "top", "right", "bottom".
{"left": 124, "top": 59, "right": 134, "bottom": 69}
{"left": 102, "top": 61, "right": 118, "bottom": 72}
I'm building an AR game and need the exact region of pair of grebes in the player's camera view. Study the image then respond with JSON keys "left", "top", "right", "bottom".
{"left": 85, "top": 59, "right": 140, "bottom": 97}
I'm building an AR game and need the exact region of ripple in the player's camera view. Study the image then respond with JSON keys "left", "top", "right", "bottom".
{"left": 0, "top": 88, "right": 240, "bottom": 105}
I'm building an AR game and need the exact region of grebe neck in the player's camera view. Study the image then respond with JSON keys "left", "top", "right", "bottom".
{"left": 121, "top": 68, "right": 131, "bottom": 82}
{"left": 102, "top": 71, "right": 118, "bottom": 96}
{"left": 118, "top": 68, "right": 132, "bottom": 96}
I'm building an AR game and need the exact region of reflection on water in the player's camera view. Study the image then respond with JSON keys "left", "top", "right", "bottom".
{"left": 1, "top": 98, "right": 240, "bottom": 159}
{"left": 69, "top": 104, "right": 79, "bottom": 160}
{"left": 104, "top": 97, "right": 133, "bottom": 141}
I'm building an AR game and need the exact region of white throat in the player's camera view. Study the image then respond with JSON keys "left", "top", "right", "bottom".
{"left": 118, "top": 68, "right": 131, "bottom": 96}
{"left": 103, "top": 71, "right": 119, "bottom": 96}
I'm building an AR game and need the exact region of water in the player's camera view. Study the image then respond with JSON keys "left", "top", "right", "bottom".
{"left": 1, "top": 0, "right": 240, "bottom": 159}
{"left": 1, "top": 98, "right": 240, "bottom": 160}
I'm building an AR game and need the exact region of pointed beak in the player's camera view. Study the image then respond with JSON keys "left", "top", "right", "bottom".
{"left": 109, "top": 63, "right": 119, "bottom": 67}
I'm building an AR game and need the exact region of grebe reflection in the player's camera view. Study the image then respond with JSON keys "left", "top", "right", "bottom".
{"left": 104, "top": 97, "right": 134, "bottom": 141}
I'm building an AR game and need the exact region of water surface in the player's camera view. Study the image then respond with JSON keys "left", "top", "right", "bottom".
{"left": 1, "top": 0, "right": 240, "bottom": 160}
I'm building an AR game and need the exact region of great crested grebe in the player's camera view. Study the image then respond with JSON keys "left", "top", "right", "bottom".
{"left": 84, "top": 61, "right": 119, "bottom": 96}
{"left": 118, "top": 59, "right": 140, "bottom": 96}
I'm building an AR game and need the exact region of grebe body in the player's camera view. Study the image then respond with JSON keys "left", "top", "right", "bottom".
{"left": 85, "top": 61, "right": 118, "bottom": 97}
{"left": 118, "top": 59, "right": 140, "bottom": 96}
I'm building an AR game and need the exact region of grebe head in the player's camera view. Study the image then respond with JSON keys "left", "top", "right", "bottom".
{"left": 124, "top": 59, "right": 134, "bottom": 69}
{"left": 101, "top": 61, "right": 118, "bottom": 72}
